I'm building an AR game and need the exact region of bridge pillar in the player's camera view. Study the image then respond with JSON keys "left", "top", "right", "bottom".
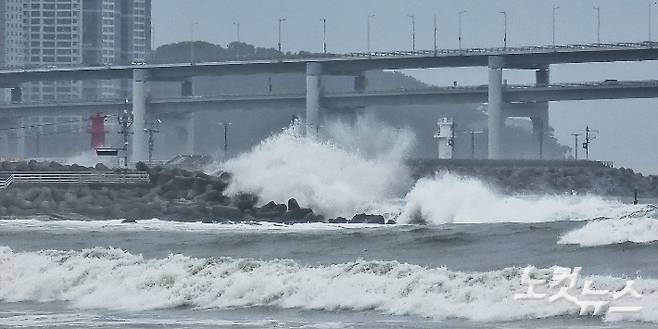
{"left": 132, "top": 69, "right": 149, "bottom": 162}
{"left": 306, "top": 62, "right": 323, "bottom": 137}
{"left": 487, "top": 56, "right": 505, "bottom": 159}
{"left": 534, "top": 66, "right": 550, "bottom": 159}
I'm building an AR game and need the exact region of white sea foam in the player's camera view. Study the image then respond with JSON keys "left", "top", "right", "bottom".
{"left": 2, "top": 247, "right": 658, "bottom": 322}
{"left": 221, "top": 115, "right": 414, "bottom": 218}
{"left": 559, "top": 217, "right": 658, "bottom": 247}
{"left": 397, "top": 174, "right": 638, "bottom": 224}
{"left": 0, "top": 219, "right": 386, "bottom": 233}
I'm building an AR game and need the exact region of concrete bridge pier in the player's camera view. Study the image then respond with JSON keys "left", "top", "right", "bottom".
{"left": 131, "top": 69, "right": 149, "bottom": 162}
{"left": 487, "top": 56, "right": 505, "bottom": 159}
{"left": 306, "top": 62, "right": 323, "bottom": 137}
{"left": 533, "top": 66, "right": 550, "bottom": 159}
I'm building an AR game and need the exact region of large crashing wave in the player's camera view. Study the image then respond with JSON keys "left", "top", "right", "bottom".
{"left": 397, "top": 174, "right": 638, "bottom": 224}
{"left": 2, "top": 247, "right": 658, "bottom": 322}
{"left": 222, "top": 115, "right": 415, "bottom": 218}
{"left": 217, "top": 114, "right": 636, "bottom": 224}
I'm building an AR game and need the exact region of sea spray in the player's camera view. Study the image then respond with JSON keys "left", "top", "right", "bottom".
{"left": 222, "top": 115, "right": 415, "bottom": 218}
{"left": 2, "top": 247, "right": 658, "bottom": 322}
{"left": 398, "top": 173, "right": 638, "bottom": 224}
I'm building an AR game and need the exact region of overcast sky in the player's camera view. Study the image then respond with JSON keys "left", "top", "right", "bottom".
{"left": 153, "top": 0, "right": 658, "bottom": 174}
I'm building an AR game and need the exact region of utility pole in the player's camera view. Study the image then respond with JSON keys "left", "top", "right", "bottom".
{"left": 190, "top": 21, "right": 198, "bottom": 63}
{"left": 499, "top": 11, "right": 508, "bottom": 49}
{"left": 233, "top": 22, "right": 241, "bottom": 42}
{"left": 321, "top": 18, "right": 327, "bottom": 54}
{"left": 552, "top": 5, "right": 560, "bottom": 49}
{"left": 407, "top": 14, "right": 416, "bottom": 51}
{"left": 433, "top": 14, "right": 438, "bottom": 55}
{"left": 219, "top": 121, "right": 232, "bottom": 159}
{"left": 367, "top": 14, "right": 375, "bottom": 54}
{"left": 458, "top": 10, "right": 467, "bottom": 51}
{"left": 117, "top": 101, "right": 134, "bottom": 171}
{"left": 462, "top": 130, "right": 484, "bottom": 159}
{"left": 571, "top": 133, "right": 581, "bottom": 160}
{"left": 144, "top": 119, "right": 161, "bottom": 164}
{"left": 278, "top": 18, "right": 286, "bottom": 53}
{"left": 594, "top": 6, "right": 601, "bottom": 43}
{"left": 583, "top": 126, "right": 599, "bottom": 160}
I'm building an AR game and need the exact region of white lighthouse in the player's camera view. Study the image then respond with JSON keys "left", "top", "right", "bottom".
{"left": 434, "top": 117, "right": 455, "bottom": 159}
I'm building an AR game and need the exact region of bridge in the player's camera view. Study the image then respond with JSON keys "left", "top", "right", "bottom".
{"left": 1, "top": 41, "right": 658, "bottom": 161}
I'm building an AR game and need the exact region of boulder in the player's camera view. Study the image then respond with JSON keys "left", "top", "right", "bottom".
{"left": 328, "top": 217, "right": 348, "bottom": 224}
{"left": 350, "top": 213, "right": 386, "bottom": 224}
{"left": 287, "top": 198, "right": 300, "bottom": 211}
{"left": 94, "top": 163, "right": 110, "bottom": 171}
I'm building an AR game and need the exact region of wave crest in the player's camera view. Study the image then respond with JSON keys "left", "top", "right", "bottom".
{"left": 2, "top": 247, "right": 658, "bottom": 322}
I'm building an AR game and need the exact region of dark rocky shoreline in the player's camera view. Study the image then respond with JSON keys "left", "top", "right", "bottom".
{"left": 0, "top": 160, "right": 656, "bottom": 223}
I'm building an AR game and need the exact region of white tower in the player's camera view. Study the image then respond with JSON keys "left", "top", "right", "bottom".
{"left": 434, "top": 117, "right": 455, "bottom": 159}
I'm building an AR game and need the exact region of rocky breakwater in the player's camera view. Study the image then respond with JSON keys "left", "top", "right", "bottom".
{"left": 1, "top": 161, "right": 375, "bottom": 224}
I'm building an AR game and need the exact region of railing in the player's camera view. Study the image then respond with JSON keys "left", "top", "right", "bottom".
{"left": 0, "top": 171, "right": 150, "bottom": 189}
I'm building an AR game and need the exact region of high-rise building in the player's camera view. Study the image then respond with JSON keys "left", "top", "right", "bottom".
{"left": 0, "top": 0, "right": 151, "bottom": 158}
{"left": 0, "top": 0, "right": 152, "bottom": 101}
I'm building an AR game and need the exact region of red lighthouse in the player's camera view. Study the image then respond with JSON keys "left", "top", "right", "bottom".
{"left": 88, "top": 113, "right": 108, "bottom": 150}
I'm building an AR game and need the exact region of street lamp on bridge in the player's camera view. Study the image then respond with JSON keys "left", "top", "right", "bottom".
{"left": 190, "top": 21, "right": 199, "bottom": 63}
{"left": 593, "top": 6, "right": 601, "bottom": 44}
{"left": 321, "top": 18, "right": 327, "bottom": 54}
{"left": 233, "top": 21, "right": 241, "bottom": 43}
{"left": 367, "top": 14, "right": 375, "bottom": 54}
{"left": 458, "top": 10, "right": 467, "bottom": 51}
{"left": 499, "top": 11, "right": 508, "bottom": 49}
{"left": 552, "top": 5, "right": 560, "bottom": 49}
{"left": 650, "top": 2, "right": 657, "bottom": 42}
{"left": 278, "top": 18, "right": 287, "bottom": 53}
{"left": 407, "top": 14, "right": 416, "bottom": 51}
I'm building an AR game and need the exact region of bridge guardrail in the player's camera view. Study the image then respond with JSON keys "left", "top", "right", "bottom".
{"left": 0, "top": 171, "right": 150, "bottom": 189}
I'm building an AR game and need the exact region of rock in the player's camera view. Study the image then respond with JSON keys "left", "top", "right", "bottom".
{"left": 122, "top": 218, "right": 137, "bottom": 223}
{"left": 350, "top": 213, "right": 385, "bottom": 224}
{"left": 211, "top": 205, "right": 242, "bottom": 221}
{"left": 135, "top": 162, "right": 150, "bottom": 172}
{"left": 328, "top": 217, "right": 348, "bottom": 224}
{"left": 287, "top": 198, "right": 300, "bottom": 211}
{"left": 95, "top": 163, "right": 110, "bottom": 171}
{"left": 386, "top": 219, "right": 397, "bottom": 225}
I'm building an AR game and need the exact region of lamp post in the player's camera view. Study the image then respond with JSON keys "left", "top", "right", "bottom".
{"left": 321, "top": 18, "right": 327, "bottom": 54}
{"left": 499, "top": 11, "right": 508, "bottom": 48}
{"left": 433, "top": 14, "right": 438, "bottom": 55}
{"left": 190, "top": 21, "right": 199, "bottom": 63}
{"left": 117, "top": 100, "right": 134, "bottom": 171}
{"left": 144, "top": 119, "right": 161, "bottom": 164}
{"left": 458, "top": 10, "right": 467, "bottom": 51}
{"left": 650, "top": 2, "right": 657, "bottom": 42}
{"left": 594, "top": 6, "right": 601, "bottom": 43}
{"left": 190, "top": 21, "right": 198, "bottom": 63}
{"left": 233, "top": 22, "right": 241, "bottom": 42}
{"left": 367, "top": 14, "right": 375, "bottom": 54}
{"left": 407, "top": 14, "right": 416, "bottom": 51}
{"left": 571, "top": 133, "right": 581, "bottom": 160}
{"left": 278, "top": 18, "right": 286, "bottom": 53}
{"left": 552, "top": 5, "right": 560, "bottom": 49}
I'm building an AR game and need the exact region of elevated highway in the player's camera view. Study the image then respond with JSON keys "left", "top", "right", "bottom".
{"left": 1, "top": 41, "right": 657, "bottom": 160}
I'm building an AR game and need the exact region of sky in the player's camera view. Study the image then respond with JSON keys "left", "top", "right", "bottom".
{"left": 153, "top": 0, "right": 658, "bottom": 174}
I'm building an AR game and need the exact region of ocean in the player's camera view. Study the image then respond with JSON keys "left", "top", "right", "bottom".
{"left": 2, "top": 123, "right": 658, "bottom": 328}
